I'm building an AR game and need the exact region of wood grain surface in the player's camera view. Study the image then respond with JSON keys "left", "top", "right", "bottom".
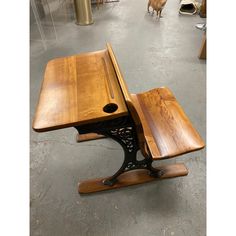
{"left": 132, "top": 88, "right": 205, "bottom": 159}
{"left": 107, "top": 44, "right": 149, "bottom": 157}
{"left": 33, "top": 43, "right": 204, "bottom": 160}
{"left": 33, "top": 49, "right": 128, "bottom": 132}
{"left": 107, "top": 43, "right": 204, "bottom": 159}
{"left": 78, "top": 163, "right": 188, "bottom": 193}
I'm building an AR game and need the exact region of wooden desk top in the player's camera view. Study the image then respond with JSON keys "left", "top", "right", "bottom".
{"left": 33, "top": 48, "right": 128, "bottom": 132}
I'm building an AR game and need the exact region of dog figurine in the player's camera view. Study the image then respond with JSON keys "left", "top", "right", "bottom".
{"left": 147, "top": 0, "right": 167, "bottom": 18}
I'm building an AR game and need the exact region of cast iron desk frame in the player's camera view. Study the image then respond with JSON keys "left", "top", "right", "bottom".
{"left": 75, "top": 115, "right": 162, "bottom": 187}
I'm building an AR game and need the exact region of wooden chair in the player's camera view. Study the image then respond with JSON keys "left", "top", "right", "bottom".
{"left": 33, "top": 43, "right": 205, "bottom": 194}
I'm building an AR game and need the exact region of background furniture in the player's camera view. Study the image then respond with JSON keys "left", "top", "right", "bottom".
{"left": 199, "top": 0, "right": 206, "bottom": 59}
{"left": 200, "top": 0, "right": 206, "bottom": 18}
{"left": 199, "top": 32, "right": 206, "bottom": 59}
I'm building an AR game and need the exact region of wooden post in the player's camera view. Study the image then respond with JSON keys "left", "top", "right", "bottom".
{"left": 200, "top": 0, "right": 206, "bottom": 18}
{"left": 199, "top": 33, "right": 206, "bottom": 60}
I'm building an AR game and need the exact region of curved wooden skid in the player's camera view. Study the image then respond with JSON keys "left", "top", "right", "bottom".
{"left": 78, "top": 163, "right": 188, "bottom": 194}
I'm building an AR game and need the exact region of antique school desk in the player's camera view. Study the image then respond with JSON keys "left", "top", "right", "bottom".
{"left": 33, "top": 43, "right": 205, "bottom": 194}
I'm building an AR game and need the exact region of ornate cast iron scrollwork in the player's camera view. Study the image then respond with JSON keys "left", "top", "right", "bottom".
{"left": 109, "top": 127, "right": 136, "bottom": 153}
{"left": 75, "top": 115, "right": 162, "bottom": 186}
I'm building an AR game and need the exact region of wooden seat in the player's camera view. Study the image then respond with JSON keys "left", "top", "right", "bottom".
{"left": 107, "top": 43, "right": 205, "bottom": 160}
{"left": 131, "top": 88, "right": 205, "bottom": 160}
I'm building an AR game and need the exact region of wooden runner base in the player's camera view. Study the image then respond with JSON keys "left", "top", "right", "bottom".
{"left": 76, "top": 133, "right": 105, "bottom": 142}
{"left": 78, "top": 163, "right": 188, "bottom": 194}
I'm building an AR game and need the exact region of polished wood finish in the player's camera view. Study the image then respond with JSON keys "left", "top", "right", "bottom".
{"left": 107, "top": 44, "right": 150, "bottom": 158}
{"left": 199, "top": 33, "right": 206, "bottom": 59}
{"left": 76, "top": 133, "right": 105, "bottom": 142}
{"left": 33, "top": 49, "right": 128, "bottom": 132}
{"left": 33, "top": 43, "right": 205, "bottom": 194}
{"left": 107, "top": 43, "right": 205, "bottom": 160}
{"left": 79, "top": 163, "right": 188, "bottom": 193}
{"left": 131, "top": 88, "right": 205, "bottom": 159}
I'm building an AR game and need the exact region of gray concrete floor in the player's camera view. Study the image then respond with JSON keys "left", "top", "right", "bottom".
{"left": 30, "top": 0, "right": 206, "bottom": 235}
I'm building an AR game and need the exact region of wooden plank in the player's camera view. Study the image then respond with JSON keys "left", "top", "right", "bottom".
{"left": 76, "top": 133, "right": 105, "bottom": 142}
{"left": 135, "top": 87, "right": 205, "bottom": 159}
{"left": 78, "top": 163, "right": 188, "bottom": 194}
{"left": 107, "top": 43, "right": 132, "bottom": 103}
{"left": 33, "top": 49, "right": 128, "bottom": 132}
{"left": 107, "top": 43, "right": 148, "bottom": 158}
{"left": 131, "top": 94, "right": 161, "bottom": 158}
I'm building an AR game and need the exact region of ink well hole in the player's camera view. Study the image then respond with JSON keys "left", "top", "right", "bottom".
{"left": 103, "top": 103, "right": 118, "bottom": 113}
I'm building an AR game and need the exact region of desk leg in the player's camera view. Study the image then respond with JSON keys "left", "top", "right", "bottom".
{"left": 76, "top": 119, "right": 188, "bottom": 194}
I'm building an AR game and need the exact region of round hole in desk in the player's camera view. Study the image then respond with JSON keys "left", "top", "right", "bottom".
{"left": 103, "top": 103, "right": 118, "bottom": 113}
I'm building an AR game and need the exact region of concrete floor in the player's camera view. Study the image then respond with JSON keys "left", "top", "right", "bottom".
{"left": 30, "top": 0, "right": 206, "bottom": 235}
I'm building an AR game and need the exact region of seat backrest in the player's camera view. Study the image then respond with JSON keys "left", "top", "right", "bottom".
{"left": 107, "top": 43, "right": 148, "bottom": 157}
